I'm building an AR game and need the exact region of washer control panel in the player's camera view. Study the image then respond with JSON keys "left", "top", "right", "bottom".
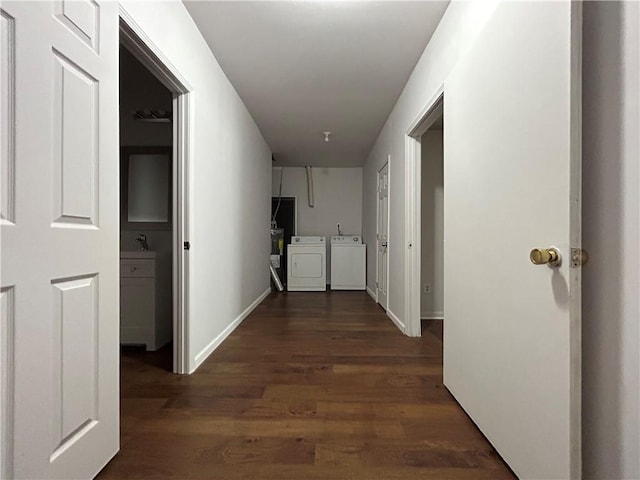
{"left": 330, "top": 236, "right": 362, "bottom": 244}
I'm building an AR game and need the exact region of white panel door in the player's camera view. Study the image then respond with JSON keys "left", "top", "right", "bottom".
{"left": 443, "top": 2, "right": 581, "bottom": 479}
{"left": 0, "top": 1, "right": 119, "bottom": 478}
{"left": 377, "top": 161, "right": 389, "bottom": 308}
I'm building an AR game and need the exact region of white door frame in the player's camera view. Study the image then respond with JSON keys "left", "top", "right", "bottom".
{"left": 375, "top": 157, "right": 390, "bottom": 309}
{"left": 119, "top": 9, "right": 192, "bottom": 374}
{"left": 404, "top": 86, "right": 444, "bottom": 337}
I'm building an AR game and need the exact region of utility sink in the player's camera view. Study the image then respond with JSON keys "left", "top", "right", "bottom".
{"left": 120, "top": 250, "right": 156, "bottom": 259}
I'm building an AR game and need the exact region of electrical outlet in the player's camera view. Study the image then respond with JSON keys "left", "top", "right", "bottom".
{"left": 424, "top": 283, "right": 432, "bottom": 294}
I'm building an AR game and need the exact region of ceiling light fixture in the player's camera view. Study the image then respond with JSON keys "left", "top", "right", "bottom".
{"left": 323, "top": 131, "right": 331, "bottom": 143}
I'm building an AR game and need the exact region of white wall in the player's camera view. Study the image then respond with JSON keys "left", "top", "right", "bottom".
{"left": 121, "top": 1, "right": 272, "bottom": 373}
{"left": 420, "top": 129, "right": 443, "bottom": 318}
{"left": 582, "top": 1, "right": 640, "bottom": 478}
{"left": 272, "top": 166, "right": 363, "bottom": 282}
{"left": 363, "top": 1, "right": 499, "bottom": 320}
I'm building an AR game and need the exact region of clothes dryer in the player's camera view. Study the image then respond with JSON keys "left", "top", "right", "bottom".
{"left": 287, "top": 236, "right": 326, "bottom": 291}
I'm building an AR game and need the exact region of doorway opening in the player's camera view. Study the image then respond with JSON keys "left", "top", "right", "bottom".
{"left": 118, "top": 15, "right": 192, "bottom": 374}
{"left": 418, "top": 115, "right": 444, "bottom": 337}
{"left": 271, "top": 196, "right": 297, "bottom": 289}
{"left": 119, "top": 46, "right": 174, "bottom": 369}
{"left": 404, "top": 89, "right": 443, "bottom": 337}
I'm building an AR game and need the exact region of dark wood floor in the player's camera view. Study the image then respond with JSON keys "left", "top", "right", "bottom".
{"left": 98, "top": 291, "right": 515, "bottom": 479}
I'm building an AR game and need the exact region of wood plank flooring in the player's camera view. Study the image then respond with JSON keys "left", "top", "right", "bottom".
{"left": 97, "top": 291, "right": 515, "bottom": 479}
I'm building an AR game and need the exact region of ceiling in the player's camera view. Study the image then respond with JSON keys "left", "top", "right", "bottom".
{"left": 183, "top": 1, "right": 449, "bottom": 167}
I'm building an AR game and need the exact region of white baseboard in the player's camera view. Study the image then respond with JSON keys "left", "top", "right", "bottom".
{"left": 189, "top": 288, "right": 271, "bottom": 373}
{"left": 387, "top": 309, "right": 405, "bottom": 333}
{"left": 366, "top": 286, "right": 377, "bottom": 302}
{"left": 421, "top": 313, "right": 444, "bottom": 320}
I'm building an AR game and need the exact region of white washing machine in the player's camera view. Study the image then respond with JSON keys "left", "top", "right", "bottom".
{"left": 330, "top": 236, "right": 366, "bottom": 290}
{"left": 287, "top": 236, "right": 327, "bottom": 291}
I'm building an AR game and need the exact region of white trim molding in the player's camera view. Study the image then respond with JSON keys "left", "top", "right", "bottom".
{"left": 366, "top": 286, "right": 378, "bottom": 303}
{"left": 118, "top": 7, "right": 192, "bottom": 94}
{"left": 404, "top": 134, "right": 421, "bottom": 338}
{"left": 387, "top": 309, "right": 405, "bottom": 332}
{"left": 189, "top": 288, "right": 271, "bottom": 373}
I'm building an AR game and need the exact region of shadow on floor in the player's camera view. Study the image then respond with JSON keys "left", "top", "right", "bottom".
{"left": 121, "top": 343, "right": 173, "bottom": 373}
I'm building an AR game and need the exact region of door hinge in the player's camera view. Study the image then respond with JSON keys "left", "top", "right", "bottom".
{"left": 184, "top": 241, "right": 191, "bottom": 250}
{"left": 570, "top": 248, "right": 588, "bottom": 267}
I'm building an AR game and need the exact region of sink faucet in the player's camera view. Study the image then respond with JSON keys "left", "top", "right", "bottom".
{"left": 135, "top": 234, "right": 149, "bottom": 251}
{"left": 337, "top": 223, "right": 343, "bottom": 236}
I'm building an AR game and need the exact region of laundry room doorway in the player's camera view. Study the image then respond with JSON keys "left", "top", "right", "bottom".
{"left": 271, "top": 196, "right": 297, "bottom": 288}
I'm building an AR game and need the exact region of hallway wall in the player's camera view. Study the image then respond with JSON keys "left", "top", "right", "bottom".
{"left": 120, "top": 2, "right": 272, "bottom": 373}
{"left": 362, "top": 1, "right": 499, "bottom": 321}
{"left": 582, "top": 1, "right": 640, "bottom": 478}
{"left": 272, "top": 167, "right": 362, "bottom": 238}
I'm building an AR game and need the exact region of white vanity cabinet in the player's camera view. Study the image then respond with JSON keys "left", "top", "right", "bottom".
{"left": 120, "top": 251, "right": 171, "bottom": 350}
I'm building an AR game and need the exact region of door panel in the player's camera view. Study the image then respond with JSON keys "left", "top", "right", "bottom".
{"left": 55, "top": 0, "right": 99, "bottom": 50}
{"left": 443, "top": 2, "right": 581, "bottom": 479}
{"left": 0, "top": 1, "right": 119, "bottom": 478}
{"left": 0, "top": 17, "right": 15, "bottom": 477}
{"left": 53, "top": 50, "right": 98, "bottom": 225}
{"left": 0, "top": 10, "right": 14, "bottom": 225}
{"left": 50, "top": 274, "right": 98, "bottom": 460}
{"left": 377, "top": 162, "right": 389, "bottom": 308}
{"left": 0, "top": 286, "right": 15, "bottom": 480}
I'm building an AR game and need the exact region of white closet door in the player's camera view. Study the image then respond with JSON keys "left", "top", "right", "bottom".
{"left": 1, "top": 1, "right": 120, "bottom": 478}
{"left": 443, "top": 2, "right": 582, "bottom": 478}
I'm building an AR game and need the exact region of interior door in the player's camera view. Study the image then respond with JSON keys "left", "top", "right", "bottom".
{"left": 443, "top": 2, "right": 581, "bottom": 479}
{"left": 377, "top": 162, "right": 389, "bottom": 308}
{"left": 1, "top": 1, "right": 119, "bottom": 478}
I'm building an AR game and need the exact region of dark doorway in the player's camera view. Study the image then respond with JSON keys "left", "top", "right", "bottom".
{"left": 119, "top": 44, "right": 174, "bottom": 371}
{"left": 271, "top": 197, "right": 296, "bottom": 286}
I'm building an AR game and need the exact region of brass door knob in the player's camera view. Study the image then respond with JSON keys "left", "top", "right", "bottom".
{"left": 530, "top": 247, "right": 561, "bottom": 267}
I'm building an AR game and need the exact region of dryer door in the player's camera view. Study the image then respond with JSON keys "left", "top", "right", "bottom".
{"left": 287, "top": 247, "right": 326, "bottom": 291}
{"left": 291, "top": 252, "right": 323, "bottom": 278}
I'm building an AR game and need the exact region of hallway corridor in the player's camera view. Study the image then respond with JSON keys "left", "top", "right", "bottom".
{"left": 98, "top": 292, "right": 515, "bottom": 479}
